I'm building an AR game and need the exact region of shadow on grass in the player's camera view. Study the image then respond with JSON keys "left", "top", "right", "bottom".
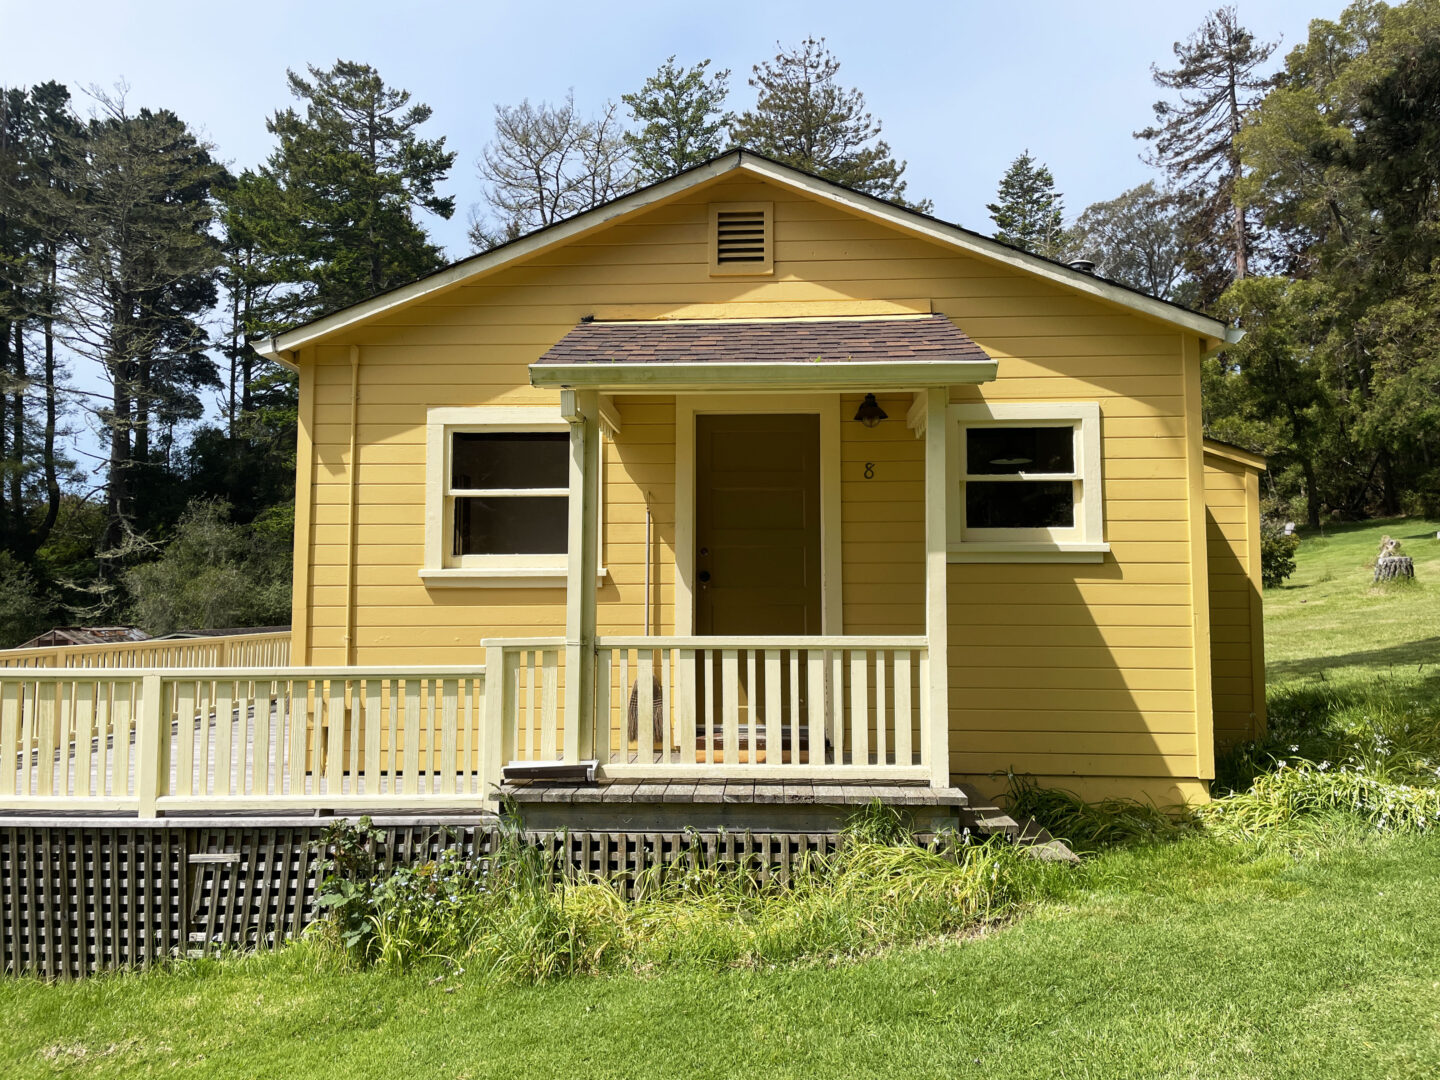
{"left": 1267, "top": 636, "right": 1440, "bottom": 679}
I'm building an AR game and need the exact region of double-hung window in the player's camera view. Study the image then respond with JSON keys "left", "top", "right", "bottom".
{"left": 422, "top": 406, "right": 580, "bottom": 587}
{"left": 947, "top": 402, "right": 1108, "bottom": 562}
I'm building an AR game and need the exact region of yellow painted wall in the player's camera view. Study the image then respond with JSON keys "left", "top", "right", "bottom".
{"left": 1204, "top": 451, "right": 1266, "bottom": 749}
{"left": 294, "top": 171, "right": 1218, "bottom": 801}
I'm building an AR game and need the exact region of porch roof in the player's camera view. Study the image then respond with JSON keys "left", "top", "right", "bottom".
{"left": 529, "top": 314, "right": 998, "bottom": 390}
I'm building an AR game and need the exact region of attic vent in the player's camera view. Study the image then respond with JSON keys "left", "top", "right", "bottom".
{"left": 709, "top": 202, "right": 773, "bottom": 276}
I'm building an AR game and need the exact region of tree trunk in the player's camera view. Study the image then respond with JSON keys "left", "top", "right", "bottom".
{"left": 11, "top": 320, "right": 24, "bottom": 531}
{"left": 1303, "top": 458, "right": 1321, "bottom": 528}
{"left": 36, "top": 256, "right": 59, "bottom": 552}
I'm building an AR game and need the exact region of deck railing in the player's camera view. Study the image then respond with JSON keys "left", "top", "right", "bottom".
{"left": 0, "top": 631, "right": 292, "bottom": 670}
{"left": 0, "top": 667, "right": 488, "bottom": 815}
{"left": 2, "top": 634, "right": 939, "bottom": 815}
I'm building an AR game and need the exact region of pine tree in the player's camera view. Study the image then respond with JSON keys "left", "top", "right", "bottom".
{"left": 622, "top": 57, "right": 732, "bottom": 183}
{"left": 58, "top": 91, "right": 223, "bottom": 551}
{"left": 244, "top": 60, "right": 456, "bottom": 326}
{"left": 1137, "top": 6, "right": 1277, "bottom": 293}
{"left": 986, "top": 151, "right": 1071, "bottom": 260}
{"left": 729, "top": 37, "right": 929, "bottom": 210}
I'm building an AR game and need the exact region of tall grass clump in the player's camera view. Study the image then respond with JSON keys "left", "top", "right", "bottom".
{"left": 1199, "top": 760, "right": 1440, "bottom": 840}
{"left": 1003, "top": 772, "right": 1194, "bottom": 853}
{"left": 308, "top": 805, "right": 1061, "bottom": 982}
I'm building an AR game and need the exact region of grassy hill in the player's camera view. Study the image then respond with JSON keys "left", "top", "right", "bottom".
{"left": 1266, "top": 517, "right": 1440, "bottom": 692}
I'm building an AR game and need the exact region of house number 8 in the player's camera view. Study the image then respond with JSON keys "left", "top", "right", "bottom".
{"left": 864, "top": 462, "right": 875, "bottom": 479}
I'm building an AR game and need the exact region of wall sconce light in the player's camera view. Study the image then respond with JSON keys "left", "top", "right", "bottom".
{"left": 853, "top": 393, "right": 888, "bottom": 428}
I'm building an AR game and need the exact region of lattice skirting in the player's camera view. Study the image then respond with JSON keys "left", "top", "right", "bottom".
{"left": 0, "top": 821, "right": 842, "bottom": 978}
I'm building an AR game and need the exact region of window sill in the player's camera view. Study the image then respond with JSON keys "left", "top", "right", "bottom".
{"left": 419, "top": 567, "right": 609, "bottom": 589}
{"left": 947, "top": 542, "right": 1109, "bottom": 564}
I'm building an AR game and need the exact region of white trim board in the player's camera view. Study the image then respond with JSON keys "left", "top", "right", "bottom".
{"left": 253, "top": 152, "right": 1236, "bottom": 369}
{"left": 674, "top": 394, "right": 842, "bottom": 637}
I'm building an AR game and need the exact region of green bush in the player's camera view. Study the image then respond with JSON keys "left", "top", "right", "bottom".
{"left": 1260, "top": 518, "right": 1300, "bottom": 588}
{"left": 124, "top": 499, "right": 292, "bottom": 634}
{"left": 0, "top": 551, "right": 54, "bottom": 647}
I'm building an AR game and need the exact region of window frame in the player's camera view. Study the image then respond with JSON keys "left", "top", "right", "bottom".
{"left": 946, "top": 401, "right": 1108, "bottom": 563}
{"left": 422, "top": 406, "right": 604, "bottom": 588}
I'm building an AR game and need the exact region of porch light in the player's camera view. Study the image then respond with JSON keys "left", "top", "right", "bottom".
{"left": 854, "top": 393, "right": 888, "bottom": 428}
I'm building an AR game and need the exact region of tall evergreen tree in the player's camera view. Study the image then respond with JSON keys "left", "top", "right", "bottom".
{"left": 986, "top": 151, "right": 1071, "bottom": 260}
{"left": 242, "top": 60, "right": 456, "bottom": 327}
{"left": 1138, "top": 6, "right": 1277, "bottom": 297}
{"left": 622, "top": 57, "right": 732, "bottom": 183}
{"left": 58, "top": 91, "right": 223, "bottom": 551}
{"left": 0, "top": 82, "right": 76, "bottom": 564}
{"left": 729, "top": 37, "right": 929, "bottom": 210}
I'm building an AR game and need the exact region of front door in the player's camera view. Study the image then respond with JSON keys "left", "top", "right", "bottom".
{"left": 695, "top": 413, "right": 823, "bottom": 635}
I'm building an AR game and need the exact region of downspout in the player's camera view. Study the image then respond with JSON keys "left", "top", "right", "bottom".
{"left": 344, "top": 345, "right": 361, "bottom": 666}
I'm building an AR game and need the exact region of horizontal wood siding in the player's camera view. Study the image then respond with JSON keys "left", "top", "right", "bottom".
{"left": 1204, "top": 454, "right": 1265, "bottom": 748}
{"left": 300, "top": 174, "right": 1207, "bottom": 795}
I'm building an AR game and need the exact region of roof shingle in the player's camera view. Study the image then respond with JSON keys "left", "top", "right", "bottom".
{"left": 534, "top": 313, "right": 991, "bottom": 366}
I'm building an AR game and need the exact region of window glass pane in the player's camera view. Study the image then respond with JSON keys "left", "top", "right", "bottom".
{"left": 454, "top": 496, "right": 568, "bottom": 555}
{"left": 966, "top": 426, "right": 1073, "bottom": 475}
{"left": 965, "top": 480, "right": 1074, "bottom": 529}
{"left": 451, "top": 432, "right": 567, "bottom": 490}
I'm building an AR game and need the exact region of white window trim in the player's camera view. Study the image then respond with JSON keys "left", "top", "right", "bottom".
{"left": 421, "top": 406, "right": 606, "bottom": 588}
{"left": 947, "top": 401, "right": 1109, "bottom": 563}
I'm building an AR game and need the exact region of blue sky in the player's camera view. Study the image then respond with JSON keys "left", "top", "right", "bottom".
{"left": 4, "top": 0, "right": 1325, "bottom": 259}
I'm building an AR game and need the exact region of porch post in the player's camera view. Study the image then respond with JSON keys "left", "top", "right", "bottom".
{"left": 923, "top": 387, "right": 951, "bottom": 788}
{"left": 561, "top": 389, "right": 600, "bottom": 763}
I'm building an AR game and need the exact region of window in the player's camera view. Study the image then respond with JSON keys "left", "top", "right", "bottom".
{"left": 423, "top": 407, "right": 601, "bottom": 587}
{"left": 709, "top": 202, "right": 773, "bottom": 276}
{"left": 947, "top": 402, "right": 1107, "bottom": 562}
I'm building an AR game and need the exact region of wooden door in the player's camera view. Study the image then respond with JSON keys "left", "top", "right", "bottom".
{"left": 695, "top": 413, "right": 823, "bottom": 635}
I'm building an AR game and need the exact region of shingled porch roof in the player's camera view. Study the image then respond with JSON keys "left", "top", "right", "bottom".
{"left": 528, "top": 314, "right": 998, "bottom": 390}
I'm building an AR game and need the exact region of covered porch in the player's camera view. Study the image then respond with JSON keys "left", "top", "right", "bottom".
{"left": 506, "top": 312, "right": 998, "bottom": 805}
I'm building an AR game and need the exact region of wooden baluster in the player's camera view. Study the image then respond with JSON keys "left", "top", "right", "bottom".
{"left": 441, "top": 678, "right": 458, "bottom": 795}
{"left": 18, "top": 681, "right": 36, "bottom": 796}
{"left": 830, "top": 650, "right": 845, "bottom": 767}
{"left": 764, "top": 650, "right": 781, "bottom": 768}
{"left": 254, "top": 680, "right": 273, "bottom": 797}
{"left": 894, "top": 650, "right": 913, "bottom": 767}
{"left": 74, "top": 682, "right": 95, "bottom": 797}
{"left": 678, "top": 648, "right": 696, "bottom": 766}
{"left": 788, "top": 651, "right": 801, "bottom": 767}
{"left": 637, "top": 649, "right": 654, "bottom": 765}
{"left": 744, "top": 649, "right": 757, "bottom": 760}
{"left": 618, "top": 649, "right": 630, "bottom": 756}
{"left": 0, "top": 686, "right": 16, "bottom": 796}
{"left": 703, "top": 650, "right": 716, "bottom": 765}
{"left": 722, "top": 649, "right": 739, "bottom": 765}
{"left": 287, "top": 680, "right": 306, "bottom": 797}
{"left": 173, "top": 681, "right": 195, "bottom": 798}
{"left": 851, "top": 650, "right": 869, "bottom": 767}
{"left": 806, "top": 651, "right": 824, "bottom": 765}
{"left": 36, "top": 680, "right": 57, "bottom": 796}
{"left": 327, "top": 679, "right": 345, "bottom": 795}
{"left": 347, "top": 680, "right": 361, "bottom": 789}
{"left": 541, "top": 650, "right": 559, "bottom": 761}
{"left": 112, "top": 685, "right": 132, "bottom": 798}
{"left": 595, "top": 647, "right": 612, "bottom": 766}
{"left": 403, "top": 679, "right": 420, "bottom": 795}
{"left": 95, "top": 685, "right": 112, "bottom": 796}
{"left": 365, "top": 680, "right": 382, "bottom": 796}
{"left": 875, "top": 651, "right": 888, "bottom": 767}
{"left": 661, "top": 648, "right": 673, "bottom": 765}
{"left": 215, "top": 680, "right": 234, "bottom": 797}
{"left": 918, "top": 652, "right": 930, "bottom": 771}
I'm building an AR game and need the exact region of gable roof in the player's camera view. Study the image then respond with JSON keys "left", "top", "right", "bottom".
{"left": 252, "top": 149, "right": 1237, "bottom": 370}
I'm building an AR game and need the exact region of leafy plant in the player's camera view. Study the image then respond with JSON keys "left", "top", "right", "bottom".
{"left": 1003, "top": 772, "right": 1195, "bottom": 853}
{"left": 1261, "top": 517, "right": 1300, "bottom": 587}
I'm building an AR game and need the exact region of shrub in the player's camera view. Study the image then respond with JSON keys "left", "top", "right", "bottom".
{"left": 1260, "top": 518, "right": 1300, "bottom": 588}
{"left": 0, "top": 552, "right": 54, "bottom": 647}
{"left": 124, "top": 499, "right": 292, "bottom": 634}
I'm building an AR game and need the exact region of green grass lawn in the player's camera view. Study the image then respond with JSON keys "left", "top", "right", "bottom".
{"left": 1265, "top": 517, "right": 1440, "bottom": 692}
{"left": 3, "top": 833, "right": 1438, "bottom": 1080}
{"left": 5, "top": 518, "right": 1440, "bottom": 1079}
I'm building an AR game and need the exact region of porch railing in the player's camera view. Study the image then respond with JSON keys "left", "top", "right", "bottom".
{"left": 0, "top": 667, "right": 488, "bottom": 815}
{"left": 485, "top": 636, "right": 932, "bottom": 782}
{"left": 0, "top": 630, "right": 292, "bottom": 670}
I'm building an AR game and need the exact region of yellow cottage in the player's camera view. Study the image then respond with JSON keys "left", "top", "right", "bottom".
{"left": 252, "top": 149, "right": 1265, "bottom": 820}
